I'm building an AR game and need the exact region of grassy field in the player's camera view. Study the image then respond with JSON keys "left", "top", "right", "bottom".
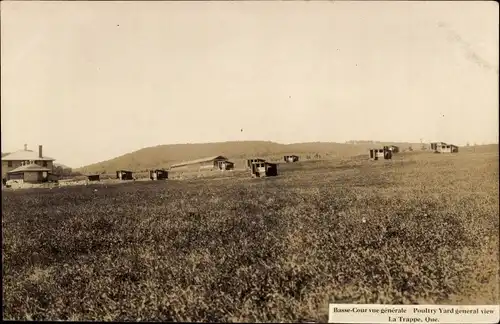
{"left": 2, "top": 148, "right": 499, "bottom": 322}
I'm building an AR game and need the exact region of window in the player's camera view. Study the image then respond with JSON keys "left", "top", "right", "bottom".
{"left": 7, "top": 161, "right": 12, "bottom": 167}
{"left": 43, "top": 161, "right": 48, "bottom": 167}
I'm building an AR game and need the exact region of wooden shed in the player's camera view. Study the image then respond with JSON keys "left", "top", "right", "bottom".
{"left": 87, "top": 174, "right": 100, "bottom": 182}
{"left": 369, "top": 147, "right": 392, "bottom": 160}
{"left": 47, "top": 173, "right": 60, "bottom": 182}
{"left": 431, "top": 142, "right": 459, "bottom": 153}
{"left": 250, "top": 161, "right": 278, "bottom": 178}
{"left": 116, "top": 170, "right": 134, "bottom": 180}
{"left": 246, "top": 158, "right": 266, "bottom": 170}
{"left": 284, "top": 155, "right": 299, "bottom": 163}
{"left": 170, "top": 156, "right": 229, "bottom": 171}
{"left": 221, "top": 161, "right": 235, "bottom": 171}
{"left": 387, "top": 145, "right": 399, "bottom": 153}
{"left": 150, "top": 169, "right": 169, "bottom": 180}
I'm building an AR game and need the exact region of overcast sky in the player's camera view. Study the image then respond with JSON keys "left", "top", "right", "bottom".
{"left": 1, "top": 1, "right": 498, "bottom": 167}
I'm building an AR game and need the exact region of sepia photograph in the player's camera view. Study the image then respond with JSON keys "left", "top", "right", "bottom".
{"left": 1, "top": 0, "right": 499, "bottom": 322}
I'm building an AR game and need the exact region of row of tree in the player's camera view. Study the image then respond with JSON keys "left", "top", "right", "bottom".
{"left": 52, "top": 165, "right": 83, "bottom": 178}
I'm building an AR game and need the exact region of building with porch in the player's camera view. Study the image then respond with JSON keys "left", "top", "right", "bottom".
{"left": 6, "top": 163, "right": 58, "bottom": 184}
{"left": 2, "top": 144, "right": 55, "bottom": 179}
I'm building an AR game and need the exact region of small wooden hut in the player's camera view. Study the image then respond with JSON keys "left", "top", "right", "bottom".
{"left": 246, "top": 158, "right": 266, "bottom": 170}
{"left": 369, "top": 147, "right": 392, "bottom": 160}
{"left": 116, "top": 170, "right": 134, "bottom": 180}
{"left": 284, "top": 155, "right": 299, "bottom": 163}
{"left": 250, "top": 161, "right": 278, "bottom": 178}
{"left": 87, "top": 174, "right": 100, "bottom": 182}
{"left": 150, "top": 169, "right": 169, "bottom": 180}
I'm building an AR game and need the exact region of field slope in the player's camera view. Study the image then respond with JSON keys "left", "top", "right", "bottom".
{"left": 3, "top": 148, "right": 498, "bottom": 321}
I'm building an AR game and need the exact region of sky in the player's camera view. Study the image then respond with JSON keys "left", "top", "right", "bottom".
{"left": 1, "top": 1, "right": 498, "bottom": 167}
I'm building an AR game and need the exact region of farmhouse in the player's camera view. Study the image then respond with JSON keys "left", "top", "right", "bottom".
{"left": 2, "top": 144, "right": 55, "bottom": 179}
{"left": 116, "top": 170, "right": 134, "bottom": 180}
{"left": 150, "top": 169, "right": 169, "bottom": 180}
{"left": 170, "top": 156, "right": 232, "bottom": 171}
{"left": 246, "top": 158, "right": 266, "bottom": 170}
{"left": 6, "top": 163, "right": 59, "bottom": 184}
{"left": 284, "top": 155, "right": 299, "bottom": 163}
{"left": 430, "top": 142, "right": 459, "bottom": 153}
{"left": 250, "top": 161, "right": 278, "bottom": 178}
{"left": 369, "top": 147, "right": 392, "bottom": 160}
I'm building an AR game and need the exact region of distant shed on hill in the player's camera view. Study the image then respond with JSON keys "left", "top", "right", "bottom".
{"left": 150, "top": 169, "right": 169, "bottom": 180}
{"left": 116, "top": 170, "right": 134, "bottom": 180}
{"left": 250, "top": 161, "right": 278, "bottom": 178}
{"left": 284, "top": 155, "right": 299, "bottom": 163}
{"left": 170, "top": 156, "right": 233, "bottom": 171}
{"left": 87, "top": 174, "right": 100, "bottom": 181}
{"left": 430, "top": 142, "right": 459, "bottom": 153}
{"left": 369, "top": 147, "right": 392, "bottom": 160}
{"left": 246, "top": 158, "right": 266, "bottom": 170}
{"left": 387, "top": 145, "right": 400, "bottom": 153}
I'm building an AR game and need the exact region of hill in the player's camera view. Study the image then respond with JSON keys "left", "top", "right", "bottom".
{"left": 76, "top": 140, "right": 424, "bottom": 174}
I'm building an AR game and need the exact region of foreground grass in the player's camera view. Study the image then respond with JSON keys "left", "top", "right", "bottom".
{"left": 2, "top": 150, "right": 499, "bottom": 322}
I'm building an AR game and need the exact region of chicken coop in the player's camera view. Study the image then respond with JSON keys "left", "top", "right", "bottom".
{"left": 250, "top": 161, "right": 278, "bottom": 178}
{"left": 246, "top": 158, "right": 266, "bottom": 170}
{"left": 87, "top": 174, "right": 100, "bottom": 182}
{"left": 150, "top": 169, "right": 169, "bottom": 180}
{"left": 284, "top": 155, "right": 299, "bottom": 163}
{"left": 116, "top": 170, "right": 134, "bottom": 180}
{"left": 369, "top": 147, "right": 393, "bottom": 160}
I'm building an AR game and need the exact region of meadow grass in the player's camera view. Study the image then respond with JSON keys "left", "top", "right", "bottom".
{"left": 2, "top": 149, "right": 498, "bottom": 321}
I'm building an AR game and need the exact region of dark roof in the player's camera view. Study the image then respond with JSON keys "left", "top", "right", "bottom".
{"left": 8, "top": 164, "right": 51, "bottom": 173}
{"left": 435, "top": 143, "right": 458, "bottom": 147}
{"left": 252, "top": 161, "right": 276, "bottom": 165}
{"left": 170, "top": 156, "right": 228, "bottom": 168}
{"left": 2, "top": 150, "right": 55, "bottom": 161}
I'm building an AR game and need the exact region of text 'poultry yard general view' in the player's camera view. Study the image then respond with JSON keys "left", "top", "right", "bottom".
{"left": 3, "top": 146, "right": 498, "bottom": 322}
